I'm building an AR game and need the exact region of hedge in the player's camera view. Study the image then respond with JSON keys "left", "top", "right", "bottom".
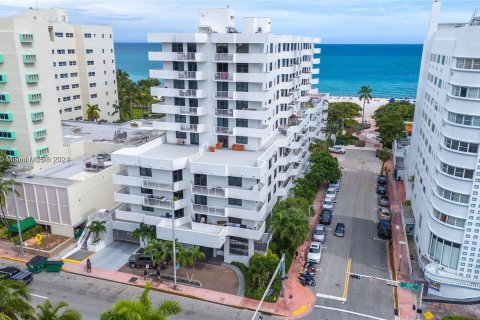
{"left": 442, "top": 317, "right": 476, "bottom": 320}
{"left": 12, "top": 224, "right": 44, "bottom": 245}
{"left": 232, "top": 261, "right": 282, "bottom": 302}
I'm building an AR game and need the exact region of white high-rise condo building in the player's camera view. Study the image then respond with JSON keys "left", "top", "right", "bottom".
{"left": 406, "top": 1, "right": 480, "bottom": 299}
{"left": 0, "top": 9, "right": 118, "bottom": 165}
{"left": 111, "top": 8, "right": 325, "bottom": 265}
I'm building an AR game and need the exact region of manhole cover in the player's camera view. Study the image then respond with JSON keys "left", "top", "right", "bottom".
{"left": 129, "top": 277, "right": 138, "bottom": 283}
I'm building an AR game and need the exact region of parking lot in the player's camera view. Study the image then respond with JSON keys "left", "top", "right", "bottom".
{"left": 306, "top": 149, "right": 394, "bottom": 320}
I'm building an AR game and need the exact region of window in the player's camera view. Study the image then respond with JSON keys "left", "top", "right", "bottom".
{"left": 456, "top": 58, "right": 480, "bottom": 70}
{"left": 142, "top": 205, "right": 154, "bottom": 212}
{"left": 451, "top": 85, "right": 480, "bottom": 100}
{"left": 84, "top": 33, "right": 92, "bottom": 38}
{"left": 428, "top": 233, "right": 460, "bottom": 269}
{"left": 186, "top": 43, "right": 197, "bottom": 53}
{"left": 72, "top": 84, "right": 79, "bottom": 88}
{"left": 433, "top": 208, "right": 466, "bottom": 228}
{"left": 0, "top": 131, "right": 15, "bottom": 140}
{"left": 175, "top": 115, "right": 186, "bottom": 123}
{"left": 173, "top": 80, "right": 185, "bottom": 89}
{"left": 69, "top": 61, "right": 76, "bottom": 66}
{"left": 89, "top": 83, "right": 96, "bottom": 88}
{"left": 436, "top": 186, "right": 470, "bottom": 204}
{"left": 57, "top": 49, "right": 65, "bottom": 54}
{"left": 236, "top": 63, "right": 249, "bottom": 73}
{"left": 63, "top": 96, "right": 71, "bottom": 101}
{"left": 176, "top": 131, "right": 187, "bottom": 139}
{"left": 70, "top": 72, "right": 78, "bottom": 77}
{"left": 74, "top": 106, "right": 81, "bottom": 110}
{"left": 172, "top": 169, "right": 183, "bottom": 182}
{"left": 194, "top": 195, "right": 207, "bottom": 205}
{"left": 0, "top": 113, "right": 12, "bottom": 121}
{"left": 190, "top": 132, "right": 199, "bottom": 145}
{"left": 67, "top": 49, "right": 75, "bottom": 54}
{"left": 60, "top": 73, "right": 68, "bottom": 79}
{"left": 66, "top": 33, "right": 73, "bottom": 38}
{"left": 139, "top": 167, "right": 152, "bottom": 177}
{"left": 61, "top": 85, "right": 69, "bottom": 90}
{"left": 236, "top": 82, "right": 248, "bottom": 92}
{"left": 236, "top": 101, "right": 248, "bottom": 110}
{"left": 172, "top": 43, "right": 183, "bottom": 53}
{"left": 173, "top": 61, "right": 184, "bottom": 71}
{"left": 194, "top": 174, "right": 207, "bottom": 186}
{"left": 228, "top": 198, "right": 242, "bottom": 206}
{"left": 174, "top": 97, "right": 185, "bottom": 106}
{"left": 87, "top": 60, "right": 94, "bottom": 65}
{"left": 174, "top": 208, "right": 184, "bottom": 218}
{"left": 173, "top": 190, "right": 184, "bottom": 200}
{"left": 55, "top": 32, "right": 63, "bottom": 37}
{"left": 90, "top": 94, "right": 97, "bottom": 98}
{"left": 216, "top": 43, "right": 228, "bottom": 53}
{"left": 88, "top": 72, "right": 95, "bottom": 77}
{"left": 86, "top": 49, "right": 93, "bottom": 54}
{"left": 440, "top": 162, "right": 474, "bottom": 179}
{"left": 236, "top": 136, "right": 248, "bottom": 144}
{"left": 140, "top": 188, "right": 153, "bottom": 194}
{"left": 444, "top": 137, "right": 478, "bottom": 153}
{"left": 236, "top": 119, "right": 248, "bottom": 127}
{"left": 236, "top": 43, "right": 249, "bottom": 53}
{"left": 73, "top": 95, "right": 80, "bottom": 100}
{"left": 228, "top": 176, "right": 242, "bottom": 187}
{"left": 448, "top": 112, "right": 480, "bottom": 127}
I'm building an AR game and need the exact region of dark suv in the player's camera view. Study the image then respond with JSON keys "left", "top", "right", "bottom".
{"left": 0, "top": 267, "right": 33, "bottom": 284}
{"left": 377, "top": 220, "right": 392, "bottom": 239}
{"left": 377, "top": 175, "right": 387, "bottom": 185}
{"left": 377, "top": 184, "right": 387, "bottom": 195}
{"left": 320, "top": 210, "right": 332, "bottom": 225}
{"left": 128, "top": 253, "right": 168, "bottom": 269}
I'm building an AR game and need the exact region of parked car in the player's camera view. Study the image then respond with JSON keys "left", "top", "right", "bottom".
{"left": 377, "top": 175, "right": 387, "bottom": 185}
{"left": 329, "top": 145, "right": 346, "bottom": 154}
{"left": 329, "top": 180, "right": 340, "bottom": 191}
{"left": 129, "top": 253, "right": 169, "bottom": 269}
{"left": 307, "top": 242, "right": 322, "bottom": 263}
{"left": 334, "top": 223, "right": 345, "bottom": 237}
{"left": 320, "top": 210, "right": 332, "bottom": 225}
{"left": 325, "top": 187, "right": 336, "bottom": 201}
{"left": 0, "top": 267, "right": 33, "bottom": 284}
{"left": 377, "top": 208, "right": 391, "bottom": 221}
{"left": 313, "top": 224, "right": 326, "bottom": 243}
{"left": 377, "top": 184, "right": 388, "bottom": 195}
{"left": 323, "top": 198, "right": 334, "bottom": 211}
{"left": 378, "top": 195, "right": 389, "bottom": 207}
{"left": 377, "top": 220, "right": 392, "bottom": 239}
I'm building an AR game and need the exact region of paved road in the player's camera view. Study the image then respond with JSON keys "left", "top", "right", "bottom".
{"left": 0, "top": 259, "right": 258, "bottom": 320}
{"left": 305, "top": 149, "right": 394, "bottom": 320}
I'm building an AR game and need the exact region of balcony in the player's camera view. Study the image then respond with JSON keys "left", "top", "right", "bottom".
{"left": 424, "top": 263, "right": 480, "bottom": 289}
{"left": 179, "top": 89, "right": 200, "bottom": 97}
{"left": 214, "top": 72, "right": 233, "bottom": 81}
{"left": 191, "top": 185, "right": 226, "bottom": 197}
{"left": 153, "top": 121, "right": 208, "bottom": 133}
{"left": 151, "top": 87, "right": 206, "bottom": 98}
{"left": 148, "top": 51, "right": 205, "bottom": 62}
{"left": 226, "top": 201, "right": 266, "bottom": 220}
{"left": 214, "top": 109, "right": 234, "bottom": 117}
{"left": 214, "top": 108, "right": 270, "bottom": 120}
{"left": 191, "top": 183, "right": 266, "bottom": 201}
{"left": 213, "top": 53, "right": 268, "bottom": 64}
{"left": 113, "top": 170, "right": 188, "bottom": 191}
{"left": 213, "top": 53, "right": 234, "bottom": 62}
{"left": 152, "top": 104, "right": 208, "bottom": 116}
{"left": 214, "top": 126, "right": 268, "bottom": 138}
{"left": 19, "top": 33, "right": 33, "bottom": 43}
{"left": 215, "top": 126, "right": 233, "bottom": 135}
{"left": 155, "top": 221, "right": 226, "bottom": 249}
{"left": 192, "top": 204, "right": 226, "bottom": 217}
{"left": 226, "top": 220, "right": 265, "bottom": 240}
{"left": 214, "top": 91, "right": 234, "bottom": 99}
{"left": 149, "top": 70, "right": 206, "bottom": 80}
{"left": 213, "top": 72, "right": 268, "bottom": 83}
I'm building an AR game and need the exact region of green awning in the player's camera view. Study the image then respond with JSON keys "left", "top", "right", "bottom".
{"left": 8, "top": 217, "right": 37, "bottom": 233}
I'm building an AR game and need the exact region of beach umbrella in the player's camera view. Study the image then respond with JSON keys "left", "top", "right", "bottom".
{"left": 389, "top": 98, "right": 395, "bottom": 103}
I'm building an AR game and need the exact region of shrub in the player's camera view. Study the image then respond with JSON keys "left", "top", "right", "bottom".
{"left": 442, "top": 317, "right": 475, "bottom": 320}
{"left": 0, "top": 226, "right": 9, "bottom": 240}
{"left": 11, "top": 224, "right": 44, "bottom": 245}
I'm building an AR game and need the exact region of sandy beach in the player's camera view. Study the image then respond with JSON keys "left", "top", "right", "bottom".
{"left": 326, "top": 96, "right": 390, "bottom": 122}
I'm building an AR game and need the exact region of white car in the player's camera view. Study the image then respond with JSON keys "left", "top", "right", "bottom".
{"left": 307, "top": 242, "right": 322, "bottom": 263}
{"left": 329, "top": 145, "right": 346, "bottom": 154}
{"left": 313, "top": 224, "right": 326, "bottom": 243}
{"left": 323, "top": 198, "right": 334, "bottom": 211}
{"left": 329, "top": 180, "right": 340, "bottom": 192}
{"left": 325, "top": 187, "right": 336, "bottom": 200}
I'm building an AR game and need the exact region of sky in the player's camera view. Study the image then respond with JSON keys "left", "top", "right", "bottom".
{"left": 0, "top": 0, "right": 477, "bottom": 43}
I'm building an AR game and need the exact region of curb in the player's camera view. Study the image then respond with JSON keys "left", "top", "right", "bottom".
{"left": 61, "top": 267, "right": 283, "bottom": 317}
{"left": 0, "top": 255, "right": 28, "bottom": 263}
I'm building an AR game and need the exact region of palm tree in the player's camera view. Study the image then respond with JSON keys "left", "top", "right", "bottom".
{"left": 111, "top": 104, "right": 133, "bottom": 122}
{"left": 144, "top": 239, "right": 168, "bottom": 280}
{"left": 188, "top": 246, "right": 205, "bottom": 281}
{"left": 358, "top": 85, "right": 373, "bottom": 125}
{"left": 308, "top": 139, "right": 329, "bottom": 153}
{"left": 86, "top": 104, "right": 101, "bottom": 122}
{"left": 272, "top": 208, "right": 310, "bottom": 251}
{"left": 0, "top": 279, "right": 35, "bottom": 320}
{"left": 0, "top": 179, "right": 19, "bottom": 228}
{"left": 36, "top": 300, "right": 81, "bottom": 320}
{"left": 132, "top": 224, "right": 155, "bottom": 247}
{"left": 176, "top": 247, "right": 193, "bottom": 281}
{"left": 378, "top": 148, "right": 392, "bottom": 175}
{"left": 88, "top": 220, "right": 106, "bottom": 243}
{"left": 110, "top": 282, "right": 182, "bottom": 320}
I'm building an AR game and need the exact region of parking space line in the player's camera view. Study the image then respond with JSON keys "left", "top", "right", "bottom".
{"left": 342, "top": 257, "right": 352, "bottom": 300}
{"left": 30, "top": 293, "right": 48, "bottom": 300}
{"left": 316, "top": 293, "right": 346, "bottom": 302}
{"left": 314, "top": 305, "right": 388, "bottom": 320}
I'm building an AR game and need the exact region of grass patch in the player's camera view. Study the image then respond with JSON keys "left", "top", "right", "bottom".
{"left": 11, "top": 225, "right": 44, "bottom": 245}
{"left": 232, "top": 261, "right": 282, "bottom": 302}
{"left": 442, "top": 317, "right": 476, "bottom": 320}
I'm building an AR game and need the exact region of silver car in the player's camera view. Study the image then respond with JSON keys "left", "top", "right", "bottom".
{"left": 307, "top": 242, "right": 322, "bottom": 263}
{"left": 313, "top": 224, "right": 326, "bottom": 243}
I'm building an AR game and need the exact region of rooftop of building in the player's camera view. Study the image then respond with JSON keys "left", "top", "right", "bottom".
{"left": 62, "top": 120, "right": 162, "bottom": 146}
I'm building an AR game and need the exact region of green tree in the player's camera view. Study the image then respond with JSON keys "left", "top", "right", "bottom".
{"left": 358, "top": 85, "right": 373, "bottom": 124}
{"left": 107, "top": 282, "right": 182, "bottom": 320}
{"left": 36, "top": 300, "right": 81, "bottom": 320}
{"left": 386, "top": 101, "right": 415, "bottom": 120}
{"left": 272, "top": 207, "right": 309, "bottom": 253}
{"left": 111, "top": 104, "right": 133, "bottom": 122}
{"left": 137, "top": 79, "right": 160, "bottom": 118}
{"left": 308, "top": 139, "right": 329, "bottom": 153}
{"left": 100, "top": 310, "right": 126, "bottom": 320}
{"left": 291, "top": 177, "right": 318, "bottom": 204}
{"left": 327, "top": 102, "right": 361, "bottom": 123}
{"left": 309, "top": 150, "right": 342, "bottom": 185}
{"left": 373, "top": 107, "right": 406, "bottom": 148}
{"left": 88, "top": 220, "right": 106, "bottom": 243}
{"left": 0, "top": 279, "right": 35, "bottom": 320}
{"left": 188, "top": 246, "right": 206, "bottom": 281}
{"left": 273, "top": 197, "right": 309, "bottom": 217}
{"left": 132, "top": 224, "right": 155, "bottom": 247}
{"left": 249, "top": 250, "right": 279, "bottom": 288}
{"left": 144, "top": 239, "right": 168, "bottom": 280}
{"left": 86, "top": 104, "right": 101, "bottom": 122}
{"left": 0, "top": 151, "right": 11, "bottom": 173}
{"left": 378, "top": 148, "right": 392, "bottom": 175}
{"left": 0, "top": 178, "right": 18, "bottom": 228}
{"left": 176, "top": 246, "right": 193, "bottom": 281}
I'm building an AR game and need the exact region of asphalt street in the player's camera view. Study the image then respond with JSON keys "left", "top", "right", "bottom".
{"left": 0, "top": 259, "right": 259, "bottom": 320}
{"left": 305, "top": 149, "right": 394, "bottom": 320}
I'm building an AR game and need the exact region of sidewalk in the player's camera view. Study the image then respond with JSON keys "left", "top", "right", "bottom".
{"left": 386, "top": 161, "right": 417, "bottom": 320}
{"left": 0, "top": 187, "right": 328, "bottom": 318}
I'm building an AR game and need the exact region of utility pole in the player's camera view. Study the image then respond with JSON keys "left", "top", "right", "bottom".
{"left": 171, "top": 212, "right": 177, "bottom": 290}
{"left": 11, "top": 173, "right": 24, "bottom": 255}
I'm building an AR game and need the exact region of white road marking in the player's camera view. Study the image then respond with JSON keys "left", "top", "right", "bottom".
{"left": 314, "top": 305, "right": 388, "bottom": 320}
{"left": 30, "top": 293, "right": 48, "bottom": 300}
{"left": 316, "top": 293, "right": 346, "bottom": 302}
{"left": 373, "top": 237, "right": 388, "bottom": 242}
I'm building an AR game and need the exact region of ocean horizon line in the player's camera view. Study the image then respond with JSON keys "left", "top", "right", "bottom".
{"left": 113, "top": 42, "right": 423, "bottom": 45}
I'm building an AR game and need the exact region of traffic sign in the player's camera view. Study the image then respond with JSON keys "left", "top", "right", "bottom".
{"left": 423, "top": 311, "right": 434, "bottom": 320}
{"left": 386, "top": 280, "right": 398, "bottom": 287}
{"left": 399, "top": 282, "right": 420, "bottom": 291}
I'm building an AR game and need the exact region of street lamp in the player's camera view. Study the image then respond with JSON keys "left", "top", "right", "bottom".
{"left": 10, "top": 172, "right": 24, "bottom": 255}
{"left": 170, "top": 211, "right": 177, "bottom": 290}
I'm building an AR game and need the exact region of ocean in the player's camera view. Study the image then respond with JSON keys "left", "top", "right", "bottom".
{"left": 114, "top": 43, "right": 423, "bottom": 98}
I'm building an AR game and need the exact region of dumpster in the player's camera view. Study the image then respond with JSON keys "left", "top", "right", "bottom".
{"left": 26, "top": 256, "right": 47, "bottom": 274}
{"left": 45, "top": 260, "right": 64, "bottom": 273}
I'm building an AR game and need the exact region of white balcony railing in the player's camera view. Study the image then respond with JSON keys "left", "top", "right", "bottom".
{"left": 424, "top": 263, "right": 480, "bottom": 289}
{"left": 143, "top": 196, "right": 174, "bottom": 209}
{"left": 214, "top": 109, "right": 234, "bottom": 117}
{"left": 192, "top": 204, "right": 226, "bottom": 217}
{"left": 176, "top": 52, "right": 197, "bottom": 61}
{"left": 178, "top": 71, "right": 197, "bottom": 79}
{"left": 215, "top": 91, "right": 234, "bottom": 99}
{"left": 214, "top": 72, "right": 233, "bottom": 81}
{"left": 213, "top": 53, "right": 234, "bottom": 62}
{"left": 192, "top": 185, "right": 226, "bottom": 197}
{"left": 142, "top": 179, "right": 174, "bottom": 191}
{"left": 179, "top": 89, "right": 198, "bottom": 97}
{"left": 215, "top": 126, "right": 233, "bottom": 135}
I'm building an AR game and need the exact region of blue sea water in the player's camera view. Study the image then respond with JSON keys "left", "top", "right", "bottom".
{"left": 114, "top": 43, "right": 423, "bottom": 98}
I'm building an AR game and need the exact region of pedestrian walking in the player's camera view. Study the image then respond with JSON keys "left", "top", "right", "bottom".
{"left": 300, "top": 251, "right": 304, "bottom": 263}
{"left": 86, "top": 258, "right": 92, "bottom": 273}
{"left": 295, "top": 250, "right": 299, "bottom": 263}
{"left": 144, "top": 268, "right": 148, "bottom": 281}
